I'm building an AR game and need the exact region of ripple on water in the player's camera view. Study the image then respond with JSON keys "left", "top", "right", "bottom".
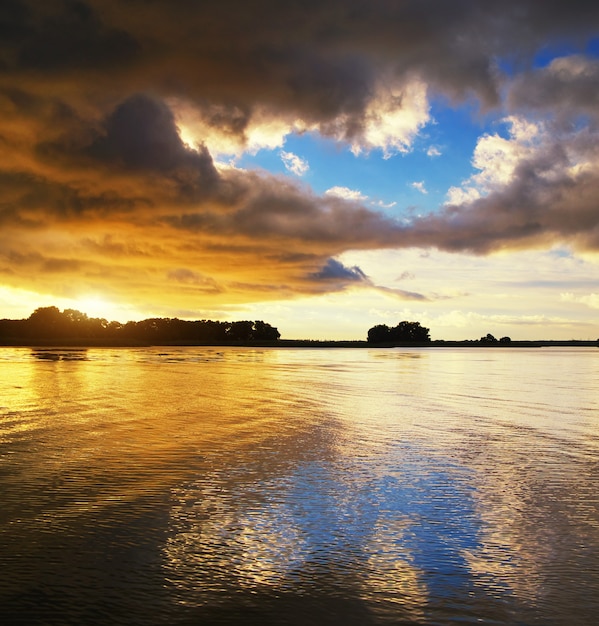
{"left": 0, "top": 347, "right": 598, "bottom": 625}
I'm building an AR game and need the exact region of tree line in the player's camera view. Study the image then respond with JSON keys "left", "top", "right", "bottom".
{"left": 7, "top": 309, "right": 588, "bottom": 347}
{"left": 367, "top": 321, "right": 431, "bottom": 344}
{"left": 366, "top": 323, "right": 515, "bottom": 345}
{"left": 0, "top": 306, "right": 281, "bottom": 344}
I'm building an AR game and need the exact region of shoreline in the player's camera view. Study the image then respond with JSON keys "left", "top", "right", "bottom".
{"left": 1, "top": 339, "right": 597, "bottom": 348}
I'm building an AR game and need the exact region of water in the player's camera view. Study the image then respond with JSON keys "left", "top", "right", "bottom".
{"left": 1, "top": 346, "right": 598, "bottom": 625}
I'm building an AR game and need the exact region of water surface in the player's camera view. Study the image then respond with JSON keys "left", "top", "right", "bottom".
{"left": 1, "top": 347, "right": 598, "bottom": 624}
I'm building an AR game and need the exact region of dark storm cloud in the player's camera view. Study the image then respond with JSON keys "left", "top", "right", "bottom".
{"left": 162, "top": 177, "right": 410, "bottom": 250}
{"left": 310, "top": 259, "right": 368, "bottom": 282}
{"left": 89, "top": 94, "right": 218, "bottom": 183}
{"left": 2, "top": 0, "right": 598, "bottom": 135}
{"left": 508, "top": 56, "right": 599, "bottom": 122}
{"left": 5, "top": 0, "right": 138, "bottom": 71}
{"left": 3, "top": 1, "right": 599, "bottom": 124}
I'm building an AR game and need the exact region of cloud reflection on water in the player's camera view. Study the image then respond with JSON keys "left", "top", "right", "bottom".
{"left": 1, "top": 347, "right": 598, "bottom": 624}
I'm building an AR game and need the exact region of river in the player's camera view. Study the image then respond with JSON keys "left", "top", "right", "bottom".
{"left": 1, "top": 346, "right": 598, "bottom": 625}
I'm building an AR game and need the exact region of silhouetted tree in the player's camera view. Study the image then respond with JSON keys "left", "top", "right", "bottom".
{"left": 367, "top": 324, "right": 391, "bottom": 343}
{"left": 480, "top": 333, "right": 498, "bottom": 344}
{"left": 226, "top": 320, "right": 254, "bottom": 341}
{"left": 367, "top": 321, "right": 430, "bottom": 344}
{"left": 0, "top": 307, "right": 281, "bottom": 345}
{"left": 0, "top": 318, "right": 27, "bottom": 342}
{"left": 389, "top": 321, "right": 430, "bottom": 342}
{"left": 27, "top": 306, "right": 68, "bottom": 339}
{"left": 253, "top": 320, "right": 281, "bottom": 341}
{"left": 63, "top": 309, "right": 88, "bottom": 324}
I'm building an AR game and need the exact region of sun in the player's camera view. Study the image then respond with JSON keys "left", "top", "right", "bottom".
{"left": 73, "top": 296, "right": 119, "bottom": 321}
{"left": 69, "top": 295, "right": 148, "bottom": 323}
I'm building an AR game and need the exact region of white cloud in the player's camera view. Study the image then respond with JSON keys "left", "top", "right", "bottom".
{"left": 373, "top": 200, "right": 397, "bottom": 209}
{"left": 171, "top": 77, "right": 430, "bottom": 162}
{"left": 350, "top": 77, "right": 431, "bottom": 158}
{"left": 560, "top": 292, "right": 599, "bottom": 309}
{"left": 445, "top": 185, "right": 481, "bottom": 206}
{"left": 445, "top": 107, "right": 599, "bottom": 209}
{"left": 427, "top": 146, "right": 441, "bottom": 157}
{"left": 411, "top": 181, "right": 428, "bottom": 194}
{"left": 280, "top": 150, "right": 310, "bottom": 176}
{"left": 325, "top": 186, "right": 368, "bottom": 201}
{"left": 445, "top": 116, "right": 545, "bottom": 205}
{"left": 171, "top": 98, "right": 308, "bottom": 157}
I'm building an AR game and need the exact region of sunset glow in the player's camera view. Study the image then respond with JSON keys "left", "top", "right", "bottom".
{"left": 70, "top": 296, "right": 129, "bottom": 322}
{"left": 1, "top": 1, "right": 598, "bottom": 340}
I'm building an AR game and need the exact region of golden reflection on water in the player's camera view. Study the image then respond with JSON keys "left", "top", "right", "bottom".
{"left": 1, "top": 347, "right": 598, "bottom": 624}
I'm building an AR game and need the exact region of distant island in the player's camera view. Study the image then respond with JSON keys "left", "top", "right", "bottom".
{"left": 0, "top": 306, "right": 597, "bottom": 347}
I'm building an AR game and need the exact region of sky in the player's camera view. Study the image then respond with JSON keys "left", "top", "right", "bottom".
{"left": 1, "top": 0, "right": 599, "bottom": 340}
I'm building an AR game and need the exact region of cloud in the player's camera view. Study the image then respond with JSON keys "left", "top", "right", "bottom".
{"left": 374, "top": 200, "right": 397, "bottom": 209}
{"left": 1, "top": 1, "right": 599, "bottom": 313}
{"left": 397, "top": 271, "right": 415, "bottom": 281}
{"left": 310, "top": 258, "right": 367, "bottom": 282}
{"left": 167, "top": 268, "right": 223, "bottom": 294}
{"left": 6, "top": 1, "right": 597, "bottom": 156}
{"left": 436, "top": 102, "right": 599, "bottom": 252}
{"left": 0, "top": 88, "right": 414, "bottom": 307}
{"left": 429, "top": 310, "right": 584, "bottom": 331}
{"left": 308, "top": 258, "right": 428, "bottom": 301}
{"left": 170, "top": 100, "right": 295, "bottom": 157}
{"left": 445, "top": 116, "right": 545, "bottom": 205}
{"left": 2, "top": 81, "right": 599, "bottom": 310}
{"left": 280, "top": 151, "right": 309, "bottom": 176}
{"left": 325, "top": 186, "right": 368, "bottom": 201}
{"left": 89, "top": 94, "right": 218, "bottom": 181}
{"left": 349, "top": 77, "right": 430, "bottom": 157}
{"left": 560, "top": 292, "right": 599, "bottom": 309}
{"left": 427, "top": 146, "right": 441, "bottom": 157}
{"left": 411, "top": 181, "right": 428, "bottom": 194}
{"left": 372, "top": 284, "right": 429, "bottom": 301}
{"left": 14, "top": 0, "right": 139, "bottom": 72}
{"left": 508, "top": 55, "right": 599, "bottom": 121}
